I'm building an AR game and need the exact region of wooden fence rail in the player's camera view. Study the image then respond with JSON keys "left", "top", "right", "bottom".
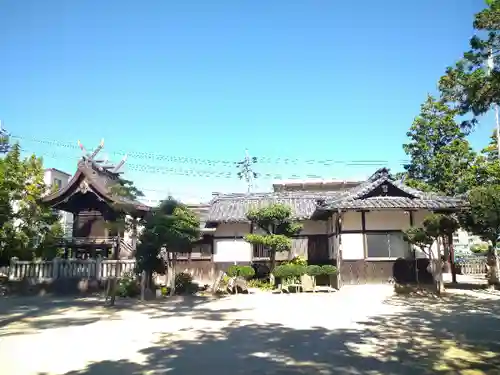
{"left": 5, "top": 259, "right": 137, "bottom": 281}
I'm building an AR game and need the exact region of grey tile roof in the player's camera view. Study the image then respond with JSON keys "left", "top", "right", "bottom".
{"left": 320, "top": 168, "right": 463, "bottom": 211}
{"left": 207, "top": 168, "right": 464, "bottom": 223}
{"left": 207, "top": 191, "right": 341, "bottom": 223}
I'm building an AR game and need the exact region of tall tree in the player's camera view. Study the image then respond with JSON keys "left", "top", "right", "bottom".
{"left": 439, "top": 0, "right": 500, "bottom": 130}
{"left": 460, "top": 184, "right": 500, "bottom": 285}
{"left": 136, "top": 197, "right": 200, "bottom": 295}
{"left": 0, "top": 143, "right": 59, "bottom": 264}
{"left": 402, "top": 95, "right": 476, "bottom": 196}
{"left": 244, "top": 204, "right": 302, "bottom": 271}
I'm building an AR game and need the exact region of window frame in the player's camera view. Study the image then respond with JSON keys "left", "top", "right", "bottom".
{"left": 365, "top": 231, "right": 411, "bottom": 260}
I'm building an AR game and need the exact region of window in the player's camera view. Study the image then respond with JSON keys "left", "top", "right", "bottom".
{"left": 253, "top": 243, "right": 271, "bottom": 258}
{"left": 53, "top": 178, "right": 62, "bottom": 190}
{"left": 366, "top": 232, "right": 410, "bottom": 259}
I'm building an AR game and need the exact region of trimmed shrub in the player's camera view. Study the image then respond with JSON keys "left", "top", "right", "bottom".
{"left": 305, "top": 265, "right": 323, "bottom": 277}
{"left": 284, "top": 256, "right": 307, "bottom": 267}
{"left": 117, "top": 272, "right": 140, "bottom": 298}
{"left": 320, "top": 265, "right": 338, "bottom": 275}
{"left": 273, "top": 264, "right": 306, "bottom": 283}
{"left": 175, "top": 272, "right": 198, "bottom": 294}
{"left": 251, "top": 263, "right": 271, "bottom": 279}
{"left": 227, "top": 265, "right": 256, "bottom": 279}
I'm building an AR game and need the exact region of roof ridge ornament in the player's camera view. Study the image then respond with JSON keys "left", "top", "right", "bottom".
{"left": 368, "top": 167, "right": 391, "bottom": 182}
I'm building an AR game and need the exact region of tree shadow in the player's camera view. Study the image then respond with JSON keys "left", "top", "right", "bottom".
{"left": 0, "top": 295, "right": 223, "bottom": 337}
{"left": 47, "top": 291, "right": 500, "bottom": 375}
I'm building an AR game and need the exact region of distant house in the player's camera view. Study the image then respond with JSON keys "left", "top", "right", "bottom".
{"left": 43, "top": 168, "right": 73, "bottom": 238}
{"left": 204, "top": 168, "right": 464, "bottom": 285}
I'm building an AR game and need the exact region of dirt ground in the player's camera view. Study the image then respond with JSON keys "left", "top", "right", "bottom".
{"left": 1, "top": 284, "right": 500, "bottom": 375}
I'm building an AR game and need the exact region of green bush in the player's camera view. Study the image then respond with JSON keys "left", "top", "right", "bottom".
{"left": 321, "top": 265, "right": 338, "bottom": 275}
{"left": 117, "top": 272, "right": 140, "bottom": 298}
{"left": 227, "top": 265, "right": 256, "bottom": 279}
{"left": 175, "top": 272, "right": 198, "bottom": 294}
{"left": 284, "top": 256, "right": 307, "bottom": 267}
{"left": 248, "top": 279, "right": 274, "bottom": 290}
{"left": 273, "top": 264, "right": 306, "bottom": 283}
{"left": 305, "top": 265, "right": 323, "bottom": 277}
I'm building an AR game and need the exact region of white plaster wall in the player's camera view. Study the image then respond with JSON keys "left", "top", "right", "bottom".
{"left": 341, "top": 233, "right": 365, "bottom": 260}
{"left": 365, "top": 211, "right": 412, "bottom": 231}
{"left": 213, "top": 239, "right": 251, "bottom": 262}
{"left": 342, "top": 211, "right": 362, "bottom": 231}
{"left": 411, "top": 210, "right": 433, "bottom": 227}
{"left": 300, "top": 220, "right": 327, "bottom": 235}
{"left": 214, "top": 223, "right": 251, "bottom": 237}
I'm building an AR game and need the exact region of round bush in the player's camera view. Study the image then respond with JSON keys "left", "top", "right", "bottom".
{"left": 305, "top": 265, "right": 322, "bottom": 277}
{"left": 320, "top": 265, "right": 338, "bottom": 275}
{"left": 286, "top": 256, "right": 308, "bottom": 267}
{"left": 251, "top": 263, "right": 271, "bottom": 279}
{"left": 392, "top": 258, "right": 412, "bottom": 284}
{"left": 175, "top": 272, "right": 196, "bottom": 294}
{"left": 227, "top": 265, "right": 255, "bottom": 279}
{"left": 272, "top": 264, "right": 291, "bottom": 279}
{"left": 237, "top": 266, "right": 255, "bottom": 279}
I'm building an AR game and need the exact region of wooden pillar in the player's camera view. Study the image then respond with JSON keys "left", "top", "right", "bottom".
{"left": 361, "top": 211, "right": 367, "bottom": 257}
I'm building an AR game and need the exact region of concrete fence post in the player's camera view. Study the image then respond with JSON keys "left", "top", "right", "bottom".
{"left": 52, "top": 257, "right": 59, "bottom": 279}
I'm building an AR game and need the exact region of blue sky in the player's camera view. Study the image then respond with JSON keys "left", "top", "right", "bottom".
{"left": 0, "top": 0, "right": 492, "bottom": 204}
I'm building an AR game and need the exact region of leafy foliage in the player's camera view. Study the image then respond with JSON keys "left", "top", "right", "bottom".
{"left": 0, "top": 143, "right": 60, "bottom": 264}
{"left": 226, "top": 265, "right": 255, "bottom": 279}
{"left": 244, "top": 204, "right": 302, "bottom": 271}
{"left": 320, "top": 265, "right": 338, "bottom": 276}
{"left": 136, "top": 197, "right": 200, "bottom": 276}
{"left": 460, "top": 185, "right": 500, "bottom": 246}
{"left": 438, "top": 0, "right": 500, "bottom": 129}
{"left": 305, "top": 265, "right": 323, "bottom": 277}
{"left": 401, "top": 95, "right": 476, "bottom": 195}
{"left": 470, "top": 242, "right": 490, "bottom": 254}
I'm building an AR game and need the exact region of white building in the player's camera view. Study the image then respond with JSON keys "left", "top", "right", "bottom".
{"left": 452, "top": 228, "right": 483, "bottom": 254}
{"left": 43, "top": 168, "right": 73, "bottom": 238}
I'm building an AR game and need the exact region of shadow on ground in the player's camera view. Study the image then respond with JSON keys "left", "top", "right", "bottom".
{"left": 0, "top": 295, "right": 226, "bottom": 337}
{"left": 39, "top": 290, "right": 500, "bottom": 375}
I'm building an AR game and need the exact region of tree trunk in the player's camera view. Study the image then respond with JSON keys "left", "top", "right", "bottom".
{"left": 109, "top": 236, "right": 120, "bottom": 306}
{"left": 487, "top": 240, "right": 499, "bottom": 286}
{"left": 448, "top": 233, "right": 457, "bottom": 283}
{"left": 169, "top": 252, "right": 177, "bottom": 296}
{"left": 270, "top": 250, "right": 277, "bottom": 273}
{"left": 435, "top": 237, "right": 444, "bottom": 295}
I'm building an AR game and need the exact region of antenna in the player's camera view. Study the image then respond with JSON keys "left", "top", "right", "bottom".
{"left": 236, "top": 149, "right": 258, "bottom": 193}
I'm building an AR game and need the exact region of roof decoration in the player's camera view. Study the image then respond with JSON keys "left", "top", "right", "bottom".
{"left": 42, "top": 139, "right": 149, "bottom": 212}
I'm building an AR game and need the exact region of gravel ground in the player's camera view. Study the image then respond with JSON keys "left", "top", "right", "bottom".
{"left": 0, "top": 284, "right": 499, "bottom": 375}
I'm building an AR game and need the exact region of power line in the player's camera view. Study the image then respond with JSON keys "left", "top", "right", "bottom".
{"left": 21, "top": 146, "right": 408, "bottom": 182}
{"left": 12, "top": 134, "right": 412, "bottom": 167}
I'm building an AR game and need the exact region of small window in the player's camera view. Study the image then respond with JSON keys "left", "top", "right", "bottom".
{"left": 366, "top": 232, "right": 410, "bottom": 259}
{"left": 53, "top": 178, "right": 62, "bottom": 190}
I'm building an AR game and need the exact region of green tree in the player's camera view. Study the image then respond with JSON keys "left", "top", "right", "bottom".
{"left": 244, "top": 204, "right": 302, "bottom": 271}
{"left": 402, "top": 95, "right": 476, "bottom": 196}
{"left": 0, "top": 143, "right": 59, "bottom": 264}
{"left": 438, "top": 0, "right": 500, "bottom": 130}
{"left": 107, "top": 177, "right": 144, "bottom": 305}
{"left": 460, "top": 185, "right": 500, "bottom": 284}
{"left": 136, "top": 197, "right": 200, "bottom": 296}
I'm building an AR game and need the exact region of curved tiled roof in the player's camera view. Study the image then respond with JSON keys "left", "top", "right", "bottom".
{"left": 207, "top": 168, "right": 464, "bottom": 223}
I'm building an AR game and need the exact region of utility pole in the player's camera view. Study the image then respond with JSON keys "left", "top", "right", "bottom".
{"left": 487, "top": 49, "right": 500, "bottom": 283}
{"left": 236, "top": 149, "right": 258, "bottom": 193}
{"left": 0, "top": 121, "right": 10, "bottom": 154}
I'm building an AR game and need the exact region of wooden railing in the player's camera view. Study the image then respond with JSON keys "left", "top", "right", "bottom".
{"left": 6, "top": 259, "right": 136, "bottom": 280}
